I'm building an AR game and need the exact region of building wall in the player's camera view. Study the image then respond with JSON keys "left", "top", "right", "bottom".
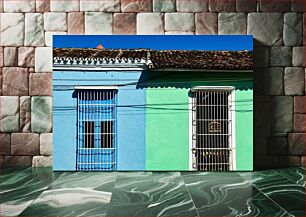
{"left": 52, "top": 69, "right": 252, "bottom": 171}
{"left": 0, "top": 0, "right": 305, "bottom": 169}
{"left": 53, "top": 70, "right": 147, "bottom": 171}
{"left": 146, "top": 87, "right": 190, "bottom": 170}
{"left": 145, "top": 72, "right": 253, "bottom": 171}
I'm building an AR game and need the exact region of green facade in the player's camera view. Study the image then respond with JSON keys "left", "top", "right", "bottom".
{"left": 145, "top": 71, "right": 253, "bottom": 171}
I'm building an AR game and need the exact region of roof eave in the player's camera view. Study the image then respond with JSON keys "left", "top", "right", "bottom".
{"left": 150, "top": 68, "right": 253, "bottom": 73}
{"left": 53, "top": 62, "right": 148, "bottom": 71}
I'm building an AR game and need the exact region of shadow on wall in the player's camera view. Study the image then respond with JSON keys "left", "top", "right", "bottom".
{"left": 253, "top": 38, "right": 279, "bottom": 170}
{"left": 136, "top": 70, "right": 253, "bottom": 91}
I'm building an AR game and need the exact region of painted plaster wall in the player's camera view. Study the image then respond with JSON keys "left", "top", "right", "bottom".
{"left": 117, "top": 72, "right": 146, "bottom": 170}
{"left": 53, "top": 89, "right": 76, "bottom": 171}
{"left": 52, "top": 70, "right": 146, "bottom": 171}
{"left": 146, "top": 88, "right": 189, "bottom": 170}
{"left": 145, "top": 72, "right": 253, "bottom": 171}
{"left": 235, "top": 88, "right": 253, "bottom": 171}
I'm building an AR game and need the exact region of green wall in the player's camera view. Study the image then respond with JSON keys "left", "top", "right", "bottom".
{"left": 146, "top": 88, "right": 189, "bottom": 170}
{"left": 145, "top": 71, "right": 253, "bottom": 171}
{"left": 235, "top": 89, "right": 253, "bottom": 171}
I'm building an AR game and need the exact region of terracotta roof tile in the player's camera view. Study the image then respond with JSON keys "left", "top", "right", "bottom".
{"left": 53, "top": 48, "right": 253, "bottom": 70}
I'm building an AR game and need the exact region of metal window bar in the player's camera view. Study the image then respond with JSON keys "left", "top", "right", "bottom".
{"left": 76, "top": 89, "right": 117, "bottom": 171}
{"left": 192, "top": 88, "right": 234, "bottom": 171}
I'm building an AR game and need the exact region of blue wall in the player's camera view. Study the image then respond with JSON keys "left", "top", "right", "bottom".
{"left": 53, "top": 70, "right": 146, "bottom": 171}
{"left": 117, "top": 72, "right": 146, "bottom": 170}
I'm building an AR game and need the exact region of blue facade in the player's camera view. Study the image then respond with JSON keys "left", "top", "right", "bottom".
{"left": 53, "top": 70, "right": 146, "bottom": 171}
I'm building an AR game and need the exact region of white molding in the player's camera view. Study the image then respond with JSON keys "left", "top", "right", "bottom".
{"left": 230, "top": 90, "right": 237, "bottom": 171}
{"left": 191, "top": 86, "right": 235, "bottom": 92}
{"left": 189, "top": 96, "right": 196, "bottom": 171}
{"left": 151, "top": 68, "right": 253, "bottom": 73}
{"left": 75, "top": 86, "right": 118, "bottom": 90}
{"left": 53, "top": 65, "right": 147, "bottom": 71}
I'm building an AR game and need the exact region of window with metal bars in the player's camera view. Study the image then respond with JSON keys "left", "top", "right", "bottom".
{"left": 191, "top": 87, "right": 235, "bottom": 171}
{"left": 76, "top": 87, "right": 117, "bottom": 171}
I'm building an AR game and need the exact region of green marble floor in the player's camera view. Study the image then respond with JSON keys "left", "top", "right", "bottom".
{"left": 0, "top": 167, "right": 305, "bottom": 216}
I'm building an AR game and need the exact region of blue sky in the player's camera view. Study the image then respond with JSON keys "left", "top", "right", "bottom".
{"left": 53, "top": 35, "right": 253, "bottom": 51}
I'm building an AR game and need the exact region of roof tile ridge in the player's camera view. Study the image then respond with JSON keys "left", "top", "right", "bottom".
{"left": 146, "top": 49, "right": 153, "bottom": 68}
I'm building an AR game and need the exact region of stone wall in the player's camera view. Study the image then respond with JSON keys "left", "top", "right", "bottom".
{"left": 0, "top": 0, "right": 305, "bottom": 169}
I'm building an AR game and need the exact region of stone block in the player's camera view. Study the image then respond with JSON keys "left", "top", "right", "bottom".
{"left": 253, "top": 67, "right": 265, "bottom": 95}
{"left": 121, "top": 0, "right": 152, "bottom": 12}
{"left": 264, "top": 67, "right": 284, "bottom": 95}
{"left": 80, "top": 0, "right": 120, "bottom": 12}
{"left": 294, "top": 96, "right": 305, "bottom": 113}
{"left": 268, "top": 136, "right": 288, "bottom": 155}
{"left": 2, "top": 67, "right": 29, "bottom": 96}
{"left": 18, "top": 47, "right": 35, "bottom": 67}
{"left": 272, "top": 96, "right": 293, "bottom": 133}
{"left": 284, "top": 13, "right": 303, "bottom": 46}
{"left": 29, "top": 73, "right": 52, "bottom": 96}
{"left": 254, "top": 96, "right": 271, "bottom": 103}
{"left": 20, "top": 96, "right": 31, "bottom": 132}
{"left": 68, "top": 12, "right": 85, "bottom": 34}
{"left": 0, "top": 13, "right": 24, "bottom": 46}
{"left": 195, "top": 13, "right": 217, "bottom": 34}
{"left": 236, "top": 0, "right": 256, "bottom": 12}
{"left": 36, "top": 0, "right": 50, "bottom": 12}
{"left": 0, "top": 157, "right": 3, "bottom": 168}
{"left": 0, "top": 69, "right": 2, "bottom": 96}
{"left": 40, "top": 133, "right": 52, "bottom": 155}
{"left": 3, "top": 0, "right": 35, "bottom": 12}
{"left": 153, "top": 0, "right": 175, "bottom": 12}
{"left": 291, "top": 0, "right": 305, "bottom": 12}
{"left": 113, "top": 13, "right": 136, "bottom": 34}
{"left": 292, "top": 47, "right": 305, "bottom": 67}
{"left": 304, "top": 14, "right": 306, "bottom": 46}
{"left": 165, "top": 31, "right": 195, "bottom": 35}
{"left": 137, "top": 13, "right": 164, "bottom": 34}
{"left": 288, "top": 133, "right": 305, "bottom": 155}
{"left": 4, "top": 156, "right": 32, "bottom": 167}
{"left": 284, "top": 67, "right": 305, "bottom": 95}
{"left": 218, "top": 13, "right": 247, "bottom": 34}
{"left": 4, "top": 47, "right": 18, "bottom": 66}
{"left": 0, "top": 133, "right": 10, "bottom": 155}
{"left": 165, "top": 13, "right": 195, "bottom": 31}
{"left": 45, "top": 32, "right": 67, "bottom": 47}
{"left": 208, "top": 0, "right": 235, "bottom": 12}
{"left": 254, "top": 101, "right": 271, "bottom": 137}
{"left": 44, "top": 12, "right": 67, "bottom": 31}
{"left": 294, "top": 114, "right": 306, "bottom": 132}
{"left": 254, "top": 156, "right": 278, "bottom": 170}
{"left": 247, "top": 13, "right": 283, "bottom": 46}
{"left": 35, "top": 47, "right": 52, "bottom": 72}
{"left": 32, "top": 156, "right": 52, "bottom": 167}
{"left": 270, "top": 46, "right": 292, "bottom": 67}
{"left": 254, "top": 47, "right": 269, "bottom": 67}
{"left": 0, "top": 47, "right": 3, "bottom": 67}
{"left": 260, "top": 0, "right": 290, "bottom": 12}
{"left": 0, "top": 69, "right": 2, "bottom": 95}
{"left": 85, "top": 12, "right": 113, "bottom": 34}
{"left": 254, "top": 137, "right": 268, "bottom": 156}
{"left": 279, "top": 156, "right": 301, "bottom": 167}
{"left": 0, "top": 96, "right": 19, "bottom": 132}
{"left": 11, "top": 133, "right": 39, "bottom": 155}
{"left": 176, "top": 0, "right": 208, "bottom": 12}
{"left": 25, "top": 13, "right": 44, "bottom": 46}
{"left": 31, "top": 96, "right": 52, "bottom": 133}
{"left": 301, "top": 156, "right": 305, "bottom": 167}
{"left": 50, "top": 0, "right": 79, "bottom": 11}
